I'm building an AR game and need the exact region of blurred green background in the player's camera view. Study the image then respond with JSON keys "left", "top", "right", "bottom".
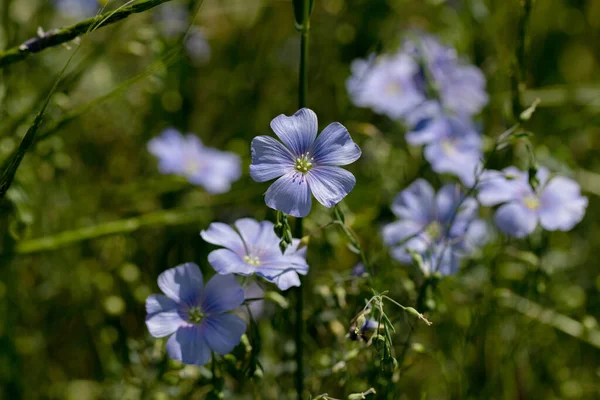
{"left": 0, "top": 0, "right": 599, "bottom": 399}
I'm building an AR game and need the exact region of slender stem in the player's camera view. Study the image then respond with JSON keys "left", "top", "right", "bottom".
{"left": 511, "top": 0, "right": 533, "bottom": 121}
{"left": 294, "top": 0, "right": 310, "bottom": 396}
{"left": 0, "top": 0, "right": 177, "bottom": 68}
{"left": 294, "top": 215, "right": 304, "bottom": 398}
{"left": 397, "top": 277, "right": 431, "bottom": 368}
{"left": 298, "top": 27, "right": 309, "bottom": 109}
{"left": 211, "top": 352, "right": 218, "bottom": 393}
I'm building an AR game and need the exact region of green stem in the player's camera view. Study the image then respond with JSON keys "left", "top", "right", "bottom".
{"left": 294, "top": 0, "right": 310, "bottom": 395}
{"left": 511, "top": 0, "right": 533, "bottom": 121}
{"left": 396, "top": 277, "right": 431, "bottom": 368}
{"left": 0, "top": 0, "right": 177, "bottom": 68}
{"left": 497, "top": 289, "right": 600, "bottom": 349}
{"left": 5, "top": 207, "right": 211, "bottom": 255}
{"left": 211, "top": 352, "right": 217, "bottom": 384}
{"left": 298, "top": 27, "right": 309, "bottom": 109}
{"left": 0, "top": 29, "right": 87, "bottom": 198}
{"left": 294, "top": 218, "right": 304, "bottom": 398}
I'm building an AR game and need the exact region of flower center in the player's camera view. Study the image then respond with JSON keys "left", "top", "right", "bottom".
{"left": 524, "top": 195, "right": 540, "bottom": 210}
{"left": 425, "top": 221, "right": 443, "bottom": 240}
{"left": 184, "top": 158, "right": 202, "bottom": 175}
{"left": 244, "top": 255, "right": 261, "bottom": 266}
{"left": 295, "top": 152, "right": 314, "bottom": 174}
{"left": 385, "top": 81, "right": 402, "bottom": 95}
{"left": 187, "top": 306, "right": 205, "bottom": 324}
{"left": 441, "top": 140, "right": 456, "bottom": 155}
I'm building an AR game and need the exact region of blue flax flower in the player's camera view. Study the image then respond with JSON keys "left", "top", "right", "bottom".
{"left": 148, "top": 128, "right": 241, "bottom": 194}
{"left": 477, "top": 167, "right": 588, "bottom": 237}
{"left": 404, "top": 34, "right": 489, "bottom": 117}
{"left": 351, "top": 263, "right": 366, "bottom": 277}
{"left": 382, "top": 179, "right": 484, "bottom": 275}
{"left": 201, "top": 218, "right": 309, "bottom": 290}
{"left": 185, "top": 28, "right": 211, "bottom": 66}
{"left": 154, "top": 2, "right": 189, "bottom": 38}
{"left": 346, "top": 34, "right": 488, "bottom": 122}
{"left": 346, "top": 52, "right": 426, "bottom": 120}
{"left": 54, "top": 0, "right": 98, "bottom": 18}
{"left": 145, "top": 263, "right": 246, "bottom": 366}
{"left": 250, "top": 108, "right": 361, "bottom": 217}
{"left": 406, "top": 103, "right": 482, "bottom": 186}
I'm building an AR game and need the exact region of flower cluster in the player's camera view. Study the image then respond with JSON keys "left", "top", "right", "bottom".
{"left": 148, "top": 128, "right": 241, "bottom": 194}
{"left": 141, "top": 33, "right": 588, "bottom": 373}
{"left": 383, "top": 180, "right": 487, "bottom": 276}
{"left": 347, "top": 34, "right": 488, "bottom": 186}
{"left": 146, "top": 215, "right": 311, "bottom": 366}
{"left": 145, "top": 108, "right": 361, "bottom": 366}
{"left": 146, "top": 217, "right": 310, "bottom": 367}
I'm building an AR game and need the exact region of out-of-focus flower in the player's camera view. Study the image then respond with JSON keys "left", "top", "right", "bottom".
{"left": 53, "top": 0, "right": 99, "bottom": 18}
{"left": 346, "top": 33, "right": 488, "bottom": 122}
{"left": 250, "top": 108, "right": 361, "bottom": 217}
{"left": 154, "top": 2, "right": 189, "bottom": 38}
{"left": 346, "top": 53, "right": 426, "bottom": 120}
{"left": 346, "top": 34, "right": 487, "bottom": 187}
{"left": 382, "top": 179, "right": 484, "bottom": 275}
{"left": 145, "top": 263, "right": 246, "bottom": 366}
{"left": 477, "top": 167, "right": 588, "bottom": 237}
{"left": 201, "top": 218, "right": 309, "bottom": 290}
{"left": 185, "top": 28, "right": 211, "bottom": 66}
{"left": 404, "top": 34, "right": 489, "bottom": 117}
{"left": 351, "top": 263, "right": 366, "bottom": 277}
{"left": 147, "top": 128, "right": 241, "bottom": 194}
{"left": 154, "top": 4, "right": 211, "bottom": 65}
{"left": 407, "top": 104, "right": 482, "bottom": 186}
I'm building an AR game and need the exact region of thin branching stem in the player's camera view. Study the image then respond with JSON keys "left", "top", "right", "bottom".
{"left": 511, "top": 0, "right": 534, "bottom": 120}
{"left": 0, "top": 0, "right": 177, "bottom": 68}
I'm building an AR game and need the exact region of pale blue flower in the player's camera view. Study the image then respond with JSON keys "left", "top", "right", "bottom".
{"left": 347, "top": 34, "right": 488, "bottom": 122}
{"left": 407, "top": 103, "right": 482, "bottom": 186}
{"left": 154, "top": 2, "right": 189, "bottom": 38}
{"left": 477, "top": 167, "right": 588, "bottom": 237}
{"left": 346, "top": 52, "right": 426, "bottom": 120}
{"left": 54, "top": 0, "right": 98, "bottom": 18}
{"left": 148, "top": 128, "right": 241, "bottom": 194}
{"left": 185, "top": 28, "right": 211, "bottom": 66}
{"left": 154, "top": 4, "right": 211, "bottom": 64}
{"left": 201, "top": 218, "right": 309, "bottom": 290}
{"left": 383, "top": 179, "right": 484, "bottom": 275}
{"left": 145, "top": 263, "right": 246, "bottom": 366}
{"left": 250, "top": 108, "right": 361, "bottom": 217}
{"left": 404, "top": 34, "right": 488, "bottom": 117}
{"left": 351, "top": 263, "right": 366, "bottom": 277}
